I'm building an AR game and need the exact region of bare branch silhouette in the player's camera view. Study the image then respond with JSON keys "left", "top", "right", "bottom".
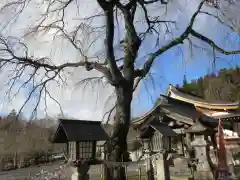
{"left": 0, "top": 0, "right": 239, "bottom": 179}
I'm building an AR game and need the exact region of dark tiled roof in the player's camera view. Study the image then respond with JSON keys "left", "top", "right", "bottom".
{"left": 140, "top": 127, "right": 154, "bottom": 139}
{"left": 133, "top": 94, "right": 220, "bottom": 128}
{"left": 160, "top": 95, "right": 219, "bottom": 126}
{"left": 132, "top": 93, "right": 197, "bottom": 126}
{"left": 150, "top": 123, "right": 177, "bottom": 137}
{"left": 140, "top": 122, "right": 177, "bottom": 138}
{"left": 132, "top": 104, "right": 161, "bottom": 125}
{"left": 200, "top": 114, "right": 218, "bottom": 124}
{"left": 133, "top": 84, "right": 239, "bottom": 126}
{"left": 184, "top": 121, "right": 209, "bottom": 133}
{"left": 160, "top": 98, "right": 196, "bottom": 125}
{"left": 52, "top": 119, "right": 109, "bottom": 143}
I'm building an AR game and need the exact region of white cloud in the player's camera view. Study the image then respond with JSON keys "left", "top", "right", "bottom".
{"left": 0, "top": 0, "right": 238, "bottom": 120}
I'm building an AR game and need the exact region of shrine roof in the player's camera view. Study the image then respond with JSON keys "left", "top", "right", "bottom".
{"left": 140, "top": 122, "right": 177, "bottom": 138}
{"left": 52, "top": 118, "right": 109, "bottom": 143}
{"left": 184, "top": 121, "right": 210, "bottom": 133}
{"left": 133, "top": 95, "right": 219, "bottom": 127}
{"left": 150, "top": 123, "right": 177, "bottom": 137}
{"left": 167, "top": 84, "right": 240, "bottom": 110}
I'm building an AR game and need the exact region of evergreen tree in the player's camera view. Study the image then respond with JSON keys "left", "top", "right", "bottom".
{"left": 7, "top": 109, "right": 17, "bottom": 121}
{"left": 196, "top": 78, "right": 204, "bottom": 98}
{"left": 183, "top": 74, "right": 188, "bottom": 89}
{"left": 180, "top": 67, "right": 240, "bottom": 102}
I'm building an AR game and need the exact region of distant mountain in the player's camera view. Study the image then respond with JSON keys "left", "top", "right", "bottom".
{"left": 178, "top": 67, "right": 240, "bottom": 102}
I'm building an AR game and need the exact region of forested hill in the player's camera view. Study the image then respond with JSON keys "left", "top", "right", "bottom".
{"left": 176, "top": 67, "right": 240, "bottom": 102}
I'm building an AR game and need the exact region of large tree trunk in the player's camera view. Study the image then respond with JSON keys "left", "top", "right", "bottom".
{"left": 111, "top": 85, "right": 133, "bottom": 180}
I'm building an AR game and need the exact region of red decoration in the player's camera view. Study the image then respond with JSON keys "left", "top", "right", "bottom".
{"left": 215, "top": 119, "right": 229, "bottom": 180}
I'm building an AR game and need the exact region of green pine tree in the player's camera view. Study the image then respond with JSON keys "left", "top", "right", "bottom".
{"left": 183, "top": 74, "right": 188, "bottom": 89}
{"left": 7, "top": 109, "right": 17, "bottom": 121}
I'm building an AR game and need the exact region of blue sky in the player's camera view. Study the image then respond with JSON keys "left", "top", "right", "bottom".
{"left": 132, "top": 38, "right": 240, "bottom": 117}
{"left": 0, "top": 0, "right": 240, "bottom": 120}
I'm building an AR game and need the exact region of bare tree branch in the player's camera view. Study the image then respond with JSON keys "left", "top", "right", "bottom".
{"left": 199, "top": 11, "right": 236, "bottom": 33}
{"left": 142, "top": 0, "right": 168, "bottom": 5}
{"left": 0, "top": 0, "right": 239, "bottom": 178}
{"left": 0, "top": 36, "right": 116, "bottom": 83}
{"left": 190, "top": 29, "right": 240, "bottom": 55}
{"left": 135, "top": 0, "right": 240, "bottom": 79}
{"left": 136, "top": 0, "right": 205, "bottom": 78}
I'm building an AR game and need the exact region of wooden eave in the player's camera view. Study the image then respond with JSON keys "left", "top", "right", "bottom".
{"left": 195, "top": 107, "right": 240, "bottom": 121}
{"left": 184, "top": 121, "right": 209, "bottom": 133}
{"left": 52, "top": 119, "right": 109, "bottom": 143}
{"left": 132, "top": 105, "right": 160, "bottom": 125}
{"left": 167, "top": 84, "right": 240, "bottom": 110}
{"left": 150, "top": 124, "right": 177, "bottom": 137}
{"left": 52, "top": 124, "right": 69, "bottom": 143}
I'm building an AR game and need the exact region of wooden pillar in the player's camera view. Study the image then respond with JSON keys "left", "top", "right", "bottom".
{"left": 66, "top": 143, "right": 69, "bottom": 158}
{"left": 76, "top": 141, "right": 79, "bottom": 160}
{"left": 92, "top": 141, "right": 96, "bottom": 159}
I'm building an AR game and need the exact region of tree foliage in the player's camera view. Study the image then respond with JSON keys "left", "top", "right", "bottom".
{"left": 179, "top": 67, "right": 240, "bottom": 102}
{"left": 0, "top": 111, "right": 62, "bottom": 170}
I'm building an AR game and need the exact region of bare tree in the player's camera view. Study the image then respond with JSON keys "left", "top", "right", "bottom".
{"left": 203, "top": 0, "right": 240, "bottom": 34}
{"left": 204, "top": 78, "right": 233, "bottom": 101}
{"left": 217, "top": 0, "right": 240, "bottom": 34}
{"left": 0, "top": 0, "right": 240, "bottom": 179}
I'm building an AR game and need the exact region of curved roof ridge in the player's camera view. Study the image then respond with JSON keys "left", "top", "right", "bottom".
{"left": 168, "top": 84, "right": 240, "bottom": 108}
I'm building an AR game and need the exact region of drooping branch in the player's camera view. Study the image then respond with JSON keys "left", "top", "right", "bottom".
{"left": 0, "top": 34, "right": 120, "bottom": 117}
{"left": 138, "top": 0, "right": 175, "bottom": 40}
{"left": 134, "top": 0, "right": 205, "bottom": 78}
{"left": 125, "top": 0, "right": 168, "bottom": 9}
{"left": 199, "top": 11, "right": 236, "bottom": 33}
{"left": 142, "top": 0, "right": 168, "bottom": 4}
{"left": 4, "top": 63, "right": 65, "bottom": 118}
{"left": 189, "top": 29, "right": 240, "bottom": 55}
{"left": 0, "top": 35, "right": 116, "bottom": 81}
{"left": 134, "top": 0, "right": 240, "bottom": 81}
